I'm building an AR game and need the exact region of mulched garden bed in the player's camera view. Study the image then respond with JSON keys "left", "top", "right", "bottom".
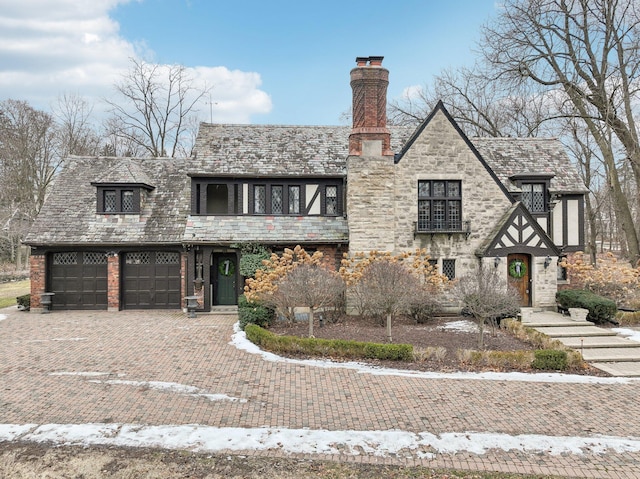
{"left": 267, "top": 314, "right": 608, "bottom": 375}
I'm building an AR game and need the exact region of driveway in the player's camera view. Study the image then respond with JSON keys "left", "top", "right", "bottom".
{"left": 1, "top": 309, "right": 640, "bottom": 478}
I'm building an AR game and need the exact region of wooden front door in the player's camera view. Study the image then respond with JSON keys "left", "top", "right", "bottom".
{"left": 211, "top": 254, "right": 237, "bottom": 305}
{"left": 507, "top": 253, "right": 531, "bottom": 307}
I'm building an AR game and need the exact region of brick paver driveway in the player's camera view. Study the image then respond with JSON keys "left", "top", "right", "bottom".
{"left": 1, "top": 309, "right": 640, "bottom": 478}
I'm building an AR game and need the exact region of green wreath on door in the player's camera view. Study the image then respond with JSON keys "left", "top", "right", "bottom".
{"left": 508, "top": 260, "right": 527, "bottom": 279}
{"left": 218, "top": 259, "right": 235, "bottom": 277}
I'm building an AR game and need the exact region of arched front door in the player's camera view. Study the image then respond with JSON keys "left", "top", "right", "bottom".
{"left": 507, "top": 253, "right": 531, "bottom": 307}
{"left": 211, "top": 254, "right": 237, "bottom": 305}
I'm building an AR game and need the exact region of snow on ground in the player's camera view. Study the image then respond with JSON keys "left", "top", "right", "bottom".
{"left": 613, "top": 327, "right": 640, "bottom": 343}
{"left": 86, "top": 379, "right": 248, "bottom": 403}
{"left": 437, "top": 319, "right": 478, "bottom": 333}
{"left": 0, "top": 314, "right": 6, "bottom": 322}
{"left": 231, "top": 323, "right": 640, "bottom": 385}
{"left": 1, "top": 423, "right": 640, "bottom": 458}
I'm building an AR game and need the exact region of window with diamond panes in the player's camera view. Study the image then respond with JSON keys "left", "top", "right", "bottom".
{"left": 156, "top": 252, "right": 180, "bottom": 264}
{"left": 417, "top": 180, "right": 462, "bottom": 232}
{"left": 83, "top": 252, "right": 107, "bottom": 264}
{"left": 104, "top": 190, "right": 116, "bottom": 212}
{"left": 289, "top": 186, "right": 300, "bottom": 214}
{"left": 121, "top": 190, "right": 134, "bottom": 212}
{"left": 254, "top": 185, "right": 266, "bottom": 214}
{"left": 125, "top": 252, "right": 150, "bottom": 264}
{"left": 521, "top": 183, "right": 545, "bottom": 212}
{"left": 325, "top": 186, "right": 338, "bottom": 215}
{"left": 53, "top": 252, "right": 78, "bottom": 265}
{"left": 271, "top": 186, "right": 283, "bottom": 214}
{"left": 442, "top": 259, "right": 456, "bottom": 280}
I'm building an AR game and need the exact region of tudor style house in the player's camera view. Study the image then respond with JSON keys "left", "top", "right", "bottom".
{"left": 25, "top": 56, "right": 586, "bottom": 312}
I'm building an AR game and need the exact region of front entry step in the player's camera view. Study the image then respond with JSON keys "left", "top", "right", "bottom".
{"left": 580, "top": 347, "right": 640, "bottom": 362}
{"left": 533, "top": 325, "right": 618, "bottom": 338}
{"left": 559, "top": 336, "right": 640, "bottom": 349}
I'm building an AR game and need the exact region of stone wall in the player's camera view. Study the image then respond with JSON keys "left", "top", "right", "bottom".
{"left": 392, "top": 110, "right": 512, "bottom": 278}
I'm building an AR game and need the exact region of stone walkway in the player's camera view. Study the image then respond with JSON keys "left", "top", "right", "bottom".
{"left": 1, "top": 308, "right": 640, "bottom": 478}
{"left": 523, "top": 309, "right": 640, "bottom": 377}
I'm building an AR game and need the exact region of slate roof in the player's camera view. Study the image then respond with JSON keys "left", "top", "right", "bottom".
{"left": 472, "top": 137, "right": 587, "bottom": 194}
{"left": 26, "top": 122, "right": 586, "bottom": 247}
{"left": 25, "top": 157, "right": 190, "bottom": 246}
{"left": 191, "top": 124, "right": 411, "bottom": 176}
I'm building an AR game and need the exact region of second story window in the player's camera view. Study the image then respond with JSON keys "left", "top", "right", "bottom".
{"left": 97, "top": 187, "right": 140, "bottom": 214}
{"left": 418, "top": 180, "right": 462, "bottom": 232}
{"left": 521, "top": 183, "right": 545, "bottom": 212}
{"left": 289, "top": 186, "right": 300, "bottom": 214}
{"left": 254, "top": 185, "right": 267, "bottom": 214}
{"left": 325, "top": 186, "right": 338, "bottom": 215}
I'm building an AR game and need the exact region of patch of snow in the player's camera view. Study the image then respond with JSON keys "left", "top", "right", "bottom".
{"left": 87, "top": 379, "right": 247, "bottom": 403}
{"left": 11, "top": 423, "right": 640, "bottom": 458}
{"left": 613, "top": 327, "right": 640, "bottom": 343}
{"left": 0, "top": 314, "right": 7, "bottom": 322}
{"left": 50, "top": 371, "right": 124, "bottom": 377}
{"left": 437, "top": 319, "right": 478, "bottom": 333}
{"left": 0, "top": 424, "right": 37, "bottom": 441}
{"left": 231, "top": 323, "right": 640, "bottom": 385}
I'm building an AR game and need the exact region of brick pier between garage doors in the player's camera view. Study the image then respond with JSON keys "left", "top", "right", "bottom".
{"left": 29, "top": 249, "right": 188, "bottom": 312}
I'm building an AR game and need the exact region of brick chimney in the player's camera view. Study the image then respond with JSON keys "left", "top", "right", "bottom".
{"left": 348, "top": 56, "right": 392, "bottom": 156}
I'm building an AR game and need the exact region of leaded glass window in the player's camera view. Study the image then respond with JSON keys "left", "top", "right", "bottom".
{"left": 156, "top": 252, "right": 180, "bottom": 264}
{"left": 125, "top": 252, "right": 150, "bottom": 264}
{"left": 521, "top": 183, "right": 545, "bottom": 212}
{"left": 254, "top": 185, "right": 266, "bottom": 214}
{"left": 442, "top": 259, "right": 456, "bottom": 280}
{"left": 53, "top": 252, "right": 78, "bottom": 265}
{"left": 84, "top": 252, "right": 107, "bottom": 264}
{"left": 121, "top": 190, "right": 134, "bottom": 212}
{"left": 289, "top": 186, "right": 300, "bottom": 214}
{"left": 271, "top": 186, "right": 283, "bottom": 214}
{"left": 325, "top": 186, "right": 338, "bottom": 215}
{"left": 417, "top": 180, "right": 463, "bottom": 232}
{"left": 104, "top": 190, "right": 116, "bottom": 212}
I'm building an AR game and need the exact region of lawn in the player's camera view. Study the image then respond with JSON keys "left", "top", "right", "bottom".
{"left": 0, "top": 279, "right": 30, "bottom": 309}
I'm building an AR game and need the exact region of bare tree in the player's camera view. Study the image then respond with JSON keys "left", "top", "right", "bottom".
{"left": 273, "top": 264, "right": 345, "bottom": 337}
{"left": 0, "top": 100, "right": 60, "bottom": 268}
{"left": 356, "top": 260, "right": 420, "bottom": 342}
{"left": 52, "top": 92, "right": 101, "bottom": 157}
{"left": 454, "top": 264, "right": 521, "bottom": 349}
{"left": 105, "top": 59, "right": 208, "bottom": 157}
{"left": 481, "top": 0, "right": 640, "bottom": 263}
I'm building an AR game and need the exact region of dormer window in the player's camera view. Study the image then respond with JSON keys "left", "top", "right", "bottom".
{"left": 96, "top": 186, "right": 141, "bottom": 214}
{"left": 521, "top": 183, "right": 545, "bottom": 212}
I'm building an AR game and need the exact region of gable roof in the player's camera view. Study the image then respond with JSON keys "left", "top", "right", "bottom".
{"left": 477, "top": 201, "right": 561, "bottom": 257}
{"left": 393, "top": 101, "right": 515, "bottom": 202}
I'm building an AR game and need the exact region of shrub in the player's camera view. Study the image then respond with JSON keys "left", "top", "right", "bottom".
{"left": 236, "top": 243, "right": 271, "bottom": 279}
{"left": 532, "top": 349, "right": 568, "bottom": 370}
{"left": 556, "top": 289, "right": 618, "bottom": 324}
{"left": 243, "top": 324, "right": 414, "bottom": 362}
{"left": 237, "top": 294, "right": 274, "bottom": 330}
{"left": 16, "top": 294, "right": 30, "bottom": 311}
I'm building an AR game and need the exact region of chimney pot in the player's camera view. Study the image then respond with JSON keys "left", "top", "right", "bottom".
{"left": 369, "top": 56, "right": 384, "bottom": 66}
{"left": 356, "top": 56, "right": 369, "bottom": 67}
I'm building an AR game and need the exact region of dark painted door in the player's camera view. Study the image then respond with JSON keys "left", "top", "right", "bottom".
{"left": 122, "top": 251, "right": 181, "bottom": 309}
{"left": 212, "top": 255, "right": 237, "bottom": 305}
{"left": 49, "top": 251, "right": 108, "bottom": 310}
{"left": 507, "top": 253, "right": 531, "bottom": 307}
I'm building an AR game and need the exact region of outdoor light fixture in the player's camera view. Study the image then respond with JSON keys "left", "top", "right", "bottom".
{"left": 544, "top": 255, "right": 552, "bottom": 269}
{"left": 494, "top": 256, "right": 501, "bottom": 268}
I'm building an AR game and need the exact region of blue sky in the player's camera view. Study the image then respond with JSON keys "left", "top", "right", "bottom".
{"left": 0, "top": 0, "right": 499, "bottom": 125}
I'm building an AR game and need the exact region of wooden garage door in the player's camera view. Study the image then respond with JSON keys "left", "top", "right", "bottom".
{"left": 49, "top": 252, "right": 108, "bottom": 310}
{"left": 122, "top": 251, "right": 181, "bottom": 309}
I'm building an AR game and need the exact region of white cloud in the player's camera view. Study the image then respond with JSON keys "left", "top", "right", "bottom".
{"left": 0, "top": 0, "right": 271, "bottom": 123}
{"left": 400, "top": 84, "right": 424, "bottom": 100}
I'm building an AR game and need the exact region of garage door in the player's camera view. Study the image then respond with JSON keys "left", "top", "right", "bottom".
{"left": 122, "top": 251, "right": 181, "bottom": 309}
{"left": 49, "top": 252, "right": 108, "bottom": 310}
